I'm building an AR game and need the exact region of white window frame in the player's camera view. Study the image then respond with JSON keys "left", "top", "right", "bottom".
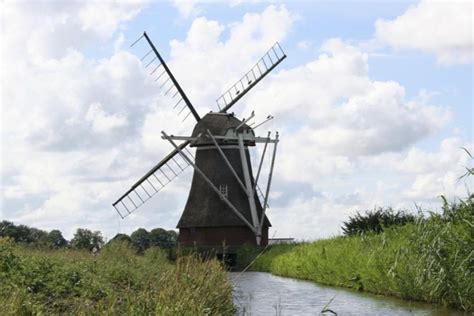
{"left": 219, "top": 184, "right": 228, "bottom": 199}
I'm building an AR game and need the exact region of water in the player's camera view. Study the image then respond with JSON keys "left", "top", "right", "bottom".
{"left": 230, "top": 272, "right": 464, "bottom": 316}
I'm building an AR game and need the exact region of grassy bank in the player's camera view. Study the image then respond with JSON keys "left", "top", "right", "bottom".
{"left": 253, "top": 197, "right": 474, "bottom": 311}
{"left": 0, "top": 239, "right": 235, "bottom": 315}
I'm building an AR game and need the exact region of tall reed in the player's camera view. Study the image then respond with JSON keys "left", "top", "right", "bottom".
{"left": 253, "top": 197, "right": 473, "bottom": 311}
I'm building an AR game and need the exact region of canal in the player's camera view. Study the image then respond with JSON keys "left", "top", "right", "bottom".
{"left": 230, "top": 272, "right": 463, "bottom": 315}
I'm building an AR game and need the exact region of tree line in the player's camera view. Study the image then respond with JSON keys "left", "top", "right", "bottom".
{"left": 0, "top": 221, "right": 177, "bottom": 252}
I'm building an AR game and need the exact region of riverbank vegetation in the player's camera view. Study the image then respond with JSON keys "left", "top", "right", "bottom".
{"left": 253, "top": 197, "right": 474, "bottom": 311}
{"left": 0, "top": 238, "right": 235, "bottom": 315}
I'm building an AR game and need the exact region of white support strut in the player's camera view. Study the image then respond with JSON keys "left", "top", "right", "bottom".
{"left": 162, "top": 134, "right": 278, "bottom": 143}
{"left": 237, "top": 133, "right": 261, "bottom": 245}
{"left": 235, "top": 111, "right": 255, "bottom": 131}
{"left": 259, "top": 132, "right": 279, "bottom": 231}
{"left": 254, "top": 131, "right": 271, "bottom": 194}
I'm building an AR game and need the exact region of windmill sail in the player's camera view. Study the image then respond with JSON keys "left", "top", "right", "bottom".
{"left": 217, "top": 42, "right": 286, "bottom": 113}
{"left": 113, "top": 142, "right": 194, "bottom": 218}
{"left": 132, "top": 32, "right": 201, "bottom": 122}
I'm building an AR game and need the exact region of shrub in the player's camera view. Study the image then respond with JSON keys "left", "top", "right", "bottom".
{"left": 70, "top": 228, "right": 104, "bottom": 251}
{"left": 341, "top": 207, "right": 417, "bottom": 236}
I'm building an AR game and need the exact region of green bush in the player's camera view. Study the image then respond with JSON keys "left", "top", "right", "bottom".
{"left": 341, "top": 207, "right": 417, "bottom": 236}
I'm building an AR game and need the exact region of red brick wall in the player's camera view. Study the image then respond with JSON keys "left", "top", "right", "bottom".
{"left": 178, "top": 226, "right": 268, "bottom": 248}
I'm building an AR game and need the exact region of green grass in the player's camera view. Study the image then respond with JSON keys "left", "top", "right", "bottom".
{"left": 253, "top": 197, "right": 474, "bottom": 311}
{"left": 0, "top": 239, "right": 235, "bottom": 315}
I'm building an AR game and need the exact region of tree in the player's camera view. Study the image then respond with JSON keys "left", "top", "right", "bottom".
{"left": 70, "top": 228, "right": 104, "bottom": 251}
{"left": 0, "top": 221, "right": 15, "bottom": 237}
{"left": 0, "top": 221, "right": 65, "bottom": 248}
{"left": 149, "top": 228, "right": 177, "bottom": 249}
{"left": 29, "top": 228, "right": 49, "bottom": 246}
{"left": 0, "top": 221, "right": 32, "bottom": 243}
{"left": 130, "top": 228, "right": 150, "bottom": 252}
{"left": 109, "top": 233, "right": 131, "bottom": 244}
{"left": 47, "top": 230, "right": 68, "bottom": 248}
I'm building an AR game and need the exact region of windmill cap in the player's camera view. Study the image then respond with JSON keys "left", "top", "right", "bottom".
{"left": 190, "top": 112, "right": 255, "bottom": 147}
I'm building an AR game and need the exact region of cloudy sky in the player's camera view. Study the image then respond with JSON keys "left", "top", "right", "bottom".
{"left": 1, "top": 0, "right": 472, "bottom": 241}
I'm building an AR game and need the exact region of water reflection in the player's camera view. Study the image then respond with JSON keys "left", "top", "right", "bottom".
{"left": 230, "top": 272, "right": 463, "bottom": 316}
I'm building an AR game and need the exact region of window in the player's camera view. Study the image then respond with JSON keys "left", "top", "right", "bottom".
{"left": 219, "top": 185, "right": 228, "bottom": 199}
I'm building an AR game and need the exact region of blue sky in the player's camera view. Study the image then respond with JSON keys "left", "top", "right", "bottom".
{"left": 1, "top": 0, "right": 472, "bottom": 240}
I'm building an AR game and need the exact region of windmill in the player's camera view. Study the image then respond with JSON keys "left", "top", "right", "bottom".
{"left": 113, "top": 32, "right": 286, "bottom": 248}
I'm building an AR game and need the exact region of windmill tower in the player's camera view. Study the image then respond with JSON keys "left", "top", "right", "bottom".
{"left": 113, "top": 32, "right": 286, "bottom": 249}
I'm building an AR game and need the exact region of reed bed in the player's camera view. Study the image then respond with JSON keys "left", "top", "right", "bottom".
{"left": 253, "top": 197, "right": 474, "bottom": 311}
{"left": 0, "top": 240, "right": 235, "bottom": 315}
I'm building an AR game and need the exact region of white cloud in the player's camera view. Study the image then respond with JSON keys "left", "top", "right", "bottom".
{"left": 363, "top": 137, "right": 473, "bottom": 204}
{"left": 167, "top": 4, "right": 296, "bottom": 110}
{"left": 297, "top": 40, "right": 311, "bottom": 51}
{"left": 375, "top": 0, "right": 473, "bottom": 65}
{"left": 1, "top": 1, "right": 154, "bottom": 237}
{"left": 85, "top": 102, "right": 128, "bottom": 133}
{"left": 238, "top": 39, "right": 450, "bottom": 183}
{"left": 2, "top": 48, "right": 153, "bottom": 151}
{"left": 395, "top": 137, "right": 469, "bottom": 174}
{"left": 114, "top": 33, "right": 126, "bottom": 53}
{"left": 268, "top": 137, "right": 473, "bottom": 239}
{"left": 229, "top": 0, "right": 280, "bottom": 8}
{"left": 269, "top": 190, "right": 368, "bottom": 240}
{"left": 173, "top": 0, "right": 200, "bottom": 18}
{"left": 379, "top": 137, "right": 472, "bottom": 202}
{"left": 3, "top": 1, "right": 147, "bottom": 64}
{"left": 78, "top": 1, "right": 145, "bottom": 36}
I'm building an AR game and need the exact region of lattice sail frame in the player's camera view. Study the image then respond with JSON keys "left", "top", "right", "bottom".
{"left": 130, "top": 32, "right": 200, "bottom": 123}
{"left": 216, "top": 42, "right": 286, "bottom": 113}
{"left": 113, "top": 146, "right": 194, "bottom": 218}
